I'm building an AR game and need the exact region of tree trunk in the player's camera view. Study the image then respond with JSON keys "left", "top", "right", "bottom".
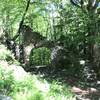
{"left": 86, "top": 12, "right": 100, "bottom": 78}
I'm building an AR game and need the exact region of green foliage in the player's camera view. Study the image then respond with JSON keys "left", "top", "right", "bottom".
{"left": 0, "top": 66, "right": 43, "bottom": 99}
{"left": 48, "top": 81, "right": 75, "bottom": 100}
{"left": 0, "top": 54, "right": 75, "bottom": 100}
{"left": 0, "top": 45, "right": 12, "bottom": 60}
{"left": 0, "top": 45, "right": 18, "bottom": 64}
{"left": 0, "top": 43, "right": 75, "bottom": 99}
{"left": 0, "top": 0, "right": 26, "bottom": 38}
{"left": 13, "top": 90, "right": 44, "bottom": 100}
{"left": 0, "top": 66, "right": 14, "bottom": 94}
{"left": 29, "top": 47, "right": 51, "bottom": 66}
{"left": 11, "top": 75, "right": 44, "bottom": 100}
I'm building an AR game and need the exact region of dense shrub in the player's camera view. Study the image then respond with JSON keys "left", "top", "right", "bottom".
{"left": 0, "top": 66, "right": 14, "bottom": 94}
{"left": 29, "top": 47, "right": 51, "bottom": 66}
{"left": 0, "top": 44, "right": 16, "bottom": 64}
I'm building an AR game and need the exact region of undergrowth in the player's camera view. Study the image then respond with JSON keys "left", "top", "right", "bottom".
{"left": 0, "top": 44, "right": 76, "bottom": 100}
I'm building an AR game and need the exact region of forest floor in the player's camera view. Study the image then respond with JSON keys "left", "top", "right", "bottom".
{"left": 30, "top": 67, "right": 100, "bottom": 100}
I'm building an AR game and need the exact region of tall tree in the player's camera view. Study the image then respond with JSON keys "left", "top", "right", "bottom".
{"left": 70, "top": 0, "right": 100, "bottom": 77}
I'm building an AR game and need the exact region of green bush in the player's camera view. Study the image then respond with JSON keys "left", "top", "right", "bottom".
{"left": 0, "top": 45, "right": 15, "bottom": 64}
{"left": 11, "top": 75, "right": 44, "bottom": 100}
{"left": 0, "top": 65, "right": 75, "bottom": 100}
{"left": 12, "top": 90, "right": 44, "bottom": 100}
{"left": 0, "top": 66, "right": 14, "bottom": 94}
{"left": 29, "top": 47, "right": 51, "bottom": 66}
{"left": 48, "top": 81, "right": 75, "bottom": 100}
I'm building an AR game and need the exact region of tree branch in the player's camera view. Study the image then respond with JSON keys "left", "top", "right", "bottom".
{"left": 13, "top": 0, "right": 31, "bottom": 40}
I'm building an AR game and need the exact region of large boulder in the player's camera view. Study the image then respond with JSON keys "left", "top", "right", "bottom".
{"left": 50, "top": 46, "right": 71, "bottom": 69}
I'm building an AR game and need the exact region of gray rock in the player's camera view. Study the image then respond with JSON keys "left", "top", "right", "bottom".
{"left": 0, "top": 94, "right": 13, "bottom": 100}
{"left": 51, "top": 46, "right": 70, "bottom": 69}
